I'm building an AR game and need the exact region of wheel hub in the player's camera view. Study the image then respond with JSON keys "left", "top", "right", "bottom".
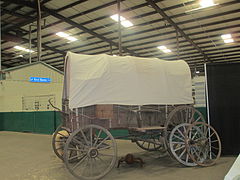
{"left": 88, "top": 148, "right": 98, "bottom": 158}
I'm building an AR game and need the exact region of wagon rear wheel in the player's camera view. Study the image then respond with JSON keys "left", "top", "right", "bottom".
{"left": 164, "top": 106, "right": 205, "bottom": 156}
{"left": 185, "top": 122, "right": 221, "bottom": 167}
{"left": 52, "top": 125, "right": 71, "bottom": 160}
{"left": 64, "top": 125, "right": 117, "bottom": 180}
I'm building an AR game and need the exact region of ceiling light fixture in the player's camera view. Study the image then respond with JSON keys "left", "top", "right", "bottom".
{"left": 157, "top": 45, "right": 172, "bottom": 53}
{"left": 221, "top": 34, "right": 232, "bottom": 39}
{"left": 200, "top": 0, "right": 215, "bottom": 8}
{"left": 66, "top": 36, "right": 78, "bottom": 42}
{"left": 221, "top": 34, "right": 234, "bottom": 44}
{"left": 110, "top": 14, "right": 133, "bottom": 28}
{"left": 56, "top": 32, "right": 78, "bottom": 42}
{"left": 224, "top": 39, "right": 234, "bottom": 43}
{"left": 14, "top": 46, "right": 34, "bottom": 53}
{"left": 157, "top": 45, "right": 167, "bottom": 50}
{"left": 185, "top": 0, "right": 218, "bottom": 14}
{"left": 56, "top": 32, "right": 69, "bottom": 38}
{"left": 163, "top": 49, "right": 172, "bottom": 53}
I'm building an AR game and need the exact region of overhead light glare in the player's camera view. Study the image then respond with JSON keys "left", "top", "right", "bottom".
{"left": 163, "top": 49, "right": 172, "bottom": 53}
{"left": 200, "top": 0, "right": 215, "bottom": 8}
{"left": 14, "top": 46, "right": 34, "bottom": 53}
{"left": 110, "top": 14, "right": 126, "bottom": 21}
{"left": 221, "top": 34, "right": 232, "bottom": 40}
{"left": 224, "top": 39, "right": 234, "bottom": 43}
{"left": 56, "top": 32, "right": 69, "bottom": 38}
{"left": 221, "top": 34, "right": 234, "bottom": 43}
{"left": 110, "top": 14, "right": 133, "bottom": 27}
{"left": 56, "top": 32, "right": 78, "bottom": 42}
{"left": 157, "top": 45, "right": 171, "bottom": 53}
{"left": 66, "top": 36, "right": 78, "bottom": 42}
{"left": 157, "top": 46, "right": 167, "bottom": 50}
{"left": 121, "top": 20, "right": 133, "bottom": 28}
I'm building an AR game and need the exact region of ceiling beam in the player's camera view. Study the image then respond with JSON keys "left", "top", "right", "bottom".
{"left": 2, "top": 31, "right": 65, "bottom": 55}
{"left": 6, "top": 0, "right": 138, "bottom": 56}
{"left": 146, "top": 0, "right": 211, "bottom": 63}
{"left": 1, "top": 0, "right": 52, "bottom": 32}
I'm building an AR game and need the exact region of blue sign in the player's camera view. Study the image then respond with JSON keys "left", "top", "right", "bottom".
{"left": 29, "top": 77, "right": 51, "bottom": 83}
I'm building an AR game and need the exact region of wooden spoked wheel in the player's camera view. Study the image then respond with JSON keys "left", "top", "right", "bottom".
{"left": 135, "top": 132, "right": 165, "bottom": 152}
{"left": 185, "top": 122, "right": 221, "bottom": 167}
{"left": 52, "top": 125, "right": 71, "bottom": 160}
{"left": 64, "top": 125, "right": 117, "bottom": 180}
{"left": 169, "top": 123, "right": 197, "bottom": 166}
{"left": 164, "top": 106, "right": 205, "bottom": 156}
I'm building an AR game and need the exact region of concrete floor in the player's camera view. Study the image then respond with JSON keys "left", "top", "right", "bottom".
{"left": 0, "top": 131, "right": 237, "bottom": 180}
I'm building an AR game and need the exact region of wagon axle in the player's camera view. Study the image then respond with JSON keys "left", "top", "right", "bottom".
{"left": 88, "top": 148, "right": 99, "bottom": 158}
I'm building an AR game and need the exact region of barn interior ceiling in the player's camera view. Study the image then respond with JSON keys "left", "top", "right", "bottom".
{"left": 1, "top": 0, "right": 240, "bottom": 74}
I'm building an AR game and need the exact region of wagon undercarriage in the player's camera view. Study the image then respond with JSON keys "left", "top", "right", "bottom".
{"left": 52, "top": 104, "right": 221, "bottom": 180}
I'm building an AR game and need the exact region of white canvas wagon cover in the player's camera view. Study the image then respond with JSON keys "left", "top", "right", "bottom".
{"left": 63, "top": 52, "right": 193, "bottom": 109}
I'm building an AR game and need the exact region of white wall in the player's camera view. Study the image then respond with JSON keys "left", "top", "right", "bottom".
{"left": 0, "top": 63, "right": 63, "bottom": 112}
{"left": 192, "top": 76, "right": 206, "bottom": 107}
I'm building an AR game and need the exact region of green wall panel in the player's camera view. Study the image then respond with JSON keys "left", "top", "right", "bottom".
{"left": 196, "top": 107, "right": 207, "bottom": 121}
{"left": 35, "top": 112, "right": 54, "bottom": 134}
{"left": 0, "top": 111, "right": 61, "bottom": 134}
{"left": 0, "top": 107, "right": 207, "bottom": 135}
{"left": 0, "top": 113, "right": 4, "bottom": 131}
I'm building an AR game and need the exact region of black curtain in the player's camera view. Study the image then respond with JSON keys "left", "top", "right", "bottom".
{"left": 206, "top": 63, "right": 240, "bottom": 155}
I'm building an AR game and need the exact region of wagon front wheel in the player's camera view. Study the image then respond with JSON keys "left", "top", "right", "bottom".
{"left": 64, "top": 124, "right": 117, "bottom": 180}
{"left": 169, "top": 123, "right": 197, "bottom": 167}
{"left": 164, "top": 106, "right": 205, "bottom": 157}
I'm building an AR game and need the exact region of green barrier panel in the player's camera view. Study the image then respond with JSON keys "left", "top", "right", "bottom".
{"left": 196, "top": 107, "right": 207, "bottom": 121}
{"left": 0, "top": 107, "right": 207, "bottom": 135}
{"left": 0, "top": 111, "right": 62, "bottom": 134}
{"left": 0, "top": 113, "right": 4, "bottom": 131}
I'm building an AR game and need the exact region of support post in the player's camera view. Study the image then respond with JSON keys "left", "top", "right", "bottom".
{"left": 37, "top": 0, "right": 42, "bottom": 61}
{"left": 110, "top": 43, "right": 113, "bottom": 55}
{"left": 0, "top": 9, "right": 1, "bottom": 71}
{"left": 117, "top": 0, "right": 122, "bottom": 56}
{"left": 29, "top": 25, "right": 32, "bottom": 63}
{"left": 176, "top": 30, "right": 179, "bottom": 60}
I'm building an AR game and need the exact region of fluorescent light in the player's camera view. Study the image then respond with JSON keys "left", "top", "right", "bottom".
{"left": 56, "top": 32, "right": 78, "bottom": 42}
{"left": 157, "top": 45, "right": 171, "bottom": 53}
{"left": 14, "top": 46, "right": 34, "bottom": 53}
{"left": 157, "top": 46, "right": 167, "bottom": 50}
{"left": 66, "top": 36, "right": 77, "bottom": 42}
{"left": 121, "top": 20, "right": 133, "bottom": 28}
{"left": 110, "top": 14, "right": 126, "bottom": 21}
{"left": 14, "top": 46, "right": 25, "bottom": 51}
{"left": 224, "top": 39, "right": 234, "bottom": 43}
{"left": 200, "top": 0, "right": 215, "bottom": 7}
{"left": 221, "top": 34, "right": 232, "bottom": 40}
{"left": 56, "top": 32, "right": 69, "bottom": 38}
{"left": 196, "top": 71, "right": 200, "bottom": 74}
{"left": 163, "top": 49, "right": 172, "bottom": 53}
{"left": 110, "top": 14, "right": 133, "bottom": 27}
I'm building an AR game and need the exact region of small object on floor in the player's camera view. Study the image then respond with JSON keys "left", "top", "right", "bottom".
{"left": 117, "top": 153, "right": 144, "bottom": 168}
